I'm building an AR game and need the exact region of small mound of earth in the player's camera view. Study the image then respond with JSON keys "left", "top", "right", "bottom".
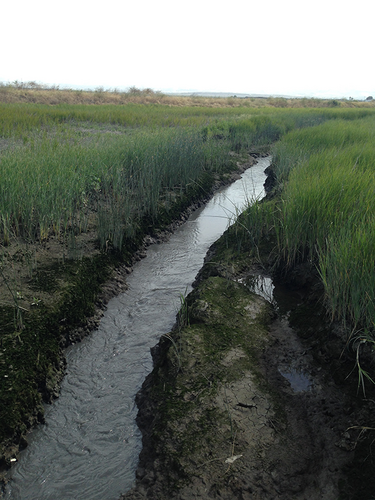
{"left": 121, "top": 268, "right": 373, "bottom": 500}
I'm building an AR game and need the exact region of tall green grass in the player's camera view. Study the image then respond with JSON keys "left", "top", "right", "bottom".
{"left": 2, "top": 102, "right": 373, "bottom": 139}
{"left": 243, "top": 114, "right": 375, "bottom": 333}
{"left": 3, "top": 103, "right": 375, "bottom": 264}
{"left": 0, "top": 127, "right": 224, "bottom": 249}
{"left": 0, "top": 102, "right": 263, "bottom": 138}
{"left": 271, "top": 116, "right": 375, "bottom": 183}
{"left": 0, "top": 104, "right": 339, "bottom": 251}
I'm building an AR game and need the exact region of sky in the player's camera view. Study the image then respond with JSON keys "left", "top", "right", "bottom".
{"left": 2, "top": 0, "right": 374, "bottom": 99}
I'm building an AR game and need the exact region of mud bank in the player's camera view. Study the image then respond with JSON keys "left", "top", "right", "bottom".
{"left": 0, "top": 151, "right": 261, "bottom": 483}
{"left": 122, "top": 202, "right": 375, "bottom": 499}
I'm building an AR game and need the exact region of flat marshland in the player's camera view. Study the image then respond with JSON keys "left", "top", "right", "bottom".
{"left": 1, "top": 87, "right": 375, "bottom": 481}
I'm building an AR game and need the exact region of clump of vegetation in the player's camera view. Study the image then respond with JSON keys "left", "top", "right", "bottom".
{"left": 241, "top": 114, "right": 375, "bottom": 339}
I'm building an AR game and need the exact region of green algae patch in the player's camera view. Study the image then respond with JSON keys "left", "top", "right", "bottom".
{"left": 135, "top": 275, "right": 277, "bottom": 496}
{"left": 187, "top": 277, "right": 273, "bottom": 364}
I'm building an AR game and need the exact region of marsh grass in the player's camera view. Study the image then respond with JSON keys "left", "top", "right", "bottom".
{"left": 0, "top": 102, "right": 264, "bottom": 139}
{"left": 2, "top": 101, "right": 374, "bottom": 140}
{"left": 243, "top": 114, "right": 375, "bottom": 334}
{"left": 1, "top": 105, "right": 345, "bottom": 253}
{"left": 0, "top": 127, "right": 215, "bottom": 249}
{"left": 3, "top": 103, "right": 375, "bottom": 291}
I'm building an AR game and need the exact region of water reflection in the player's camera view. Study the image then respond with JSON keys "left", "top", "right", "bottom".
{"left": 279, "top": 368, "right": 312, "bottom": 392}
{"left": 240, "top": 275, "right": 275, "bottom": 303}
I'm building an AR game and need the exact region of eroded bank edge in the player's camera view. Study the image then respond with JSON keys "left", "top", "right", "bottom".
{"left": 122, "top": 171, "right": 375, "bottom": 499}
{"left": 0, "top": 151, "right": 267, "bottom": 482}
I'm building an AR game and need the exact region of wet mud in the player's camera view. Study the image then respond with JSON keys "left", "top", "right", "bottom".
{"left": 0, "top": 153, "right": 257, "bottom": 483}
{"left": 121, "top": 223, "right": 375, "bottom": 499}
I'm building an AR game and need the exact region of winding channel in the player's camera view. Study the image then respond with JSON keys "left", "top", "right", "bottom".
{"left": 5, "top": 157, "right": 271, "bottom": 500}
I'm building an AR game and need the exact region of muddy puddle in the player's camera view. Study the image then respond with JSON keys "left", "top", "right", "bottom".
{"left": 3, "top": 158, "right": 272, "bottom": 500}
{"left": 243, "top": 275, "right": 314, "bottom": 393}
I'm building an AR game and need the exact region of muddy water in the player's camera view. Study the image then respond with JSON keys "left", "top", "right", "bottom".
{"left": 5, "top": 157, "right": 271, "bottom": 500}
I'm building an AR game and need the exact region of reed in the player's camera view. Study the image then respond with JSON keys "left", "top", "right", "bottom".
{"left": 243, "top": 114, "right": 375, "bottom": 334}
{"left": 318, "top": 218, "right": 375, "bottom": 331}
{"left": 0, "top": 125, "right": 232, "bottom": 250}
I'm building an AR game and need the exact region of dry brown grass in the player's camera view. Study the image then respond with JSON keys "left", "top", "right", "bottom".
{"left": 1, "top": 83, "right": 374, "bottom": 108}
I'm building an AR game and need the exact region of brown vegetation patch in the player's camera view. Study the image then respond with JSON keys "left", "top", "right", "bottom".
{"left": 1, "top": 84, "right": 375, "bottom": 108}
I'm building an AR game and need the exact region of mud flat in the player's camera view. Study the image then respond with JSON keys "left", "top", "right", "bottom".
{"left": 122, "top": 206, "right": 375, "bottom": 500}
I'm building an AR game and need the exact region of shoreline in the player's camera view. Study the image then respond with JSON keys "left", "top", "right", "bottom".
{"left": 121, "top": 180, "right": 375, "bottom": 500}
{"left": 0, "top": 151, "right": 260, "bottom": 486}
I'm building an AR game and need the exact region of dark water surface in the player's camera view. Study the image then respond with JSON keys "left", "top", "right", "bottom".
{"left": 5, "top": 157, "right": 271, "bottom": 500}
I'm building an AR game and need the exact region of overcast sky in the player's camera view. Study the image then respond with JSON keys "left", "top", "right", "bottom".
{"left": 2, "top": 0, "right": 374, "bottom": 99}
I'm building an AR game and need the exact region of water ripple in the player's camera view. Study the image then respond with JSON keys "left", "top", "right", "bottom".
{"left": 5, "top": 157, "right": 270, "bottom": 500}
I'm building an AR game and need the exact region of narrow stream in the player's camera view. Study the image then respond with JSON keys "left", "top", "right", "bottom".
{"left": 5, "top": 157, "right": 271, "bottom": 500}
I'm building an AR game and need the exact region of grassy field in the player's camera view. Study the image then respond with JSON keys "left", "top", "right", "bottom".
{"left": 1, "top": 90, "right": 375, "bottom": 469}
{"left": 3, "top": 99, "right": 371, "bottom": 252}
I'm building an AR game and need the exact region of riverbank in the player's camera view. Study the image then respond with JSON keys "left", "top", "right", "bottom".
{"left": 0, "top": 150, "right": 263, "bottom": 485}
{"left": 121, "top": 174, "right": 375, "bottom": 499}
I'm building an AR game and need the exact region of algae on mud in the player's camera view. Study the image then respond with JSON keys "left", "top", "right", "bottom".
{"left": 122, "top": 182, "right": 375, "bottom": 499}
{"left": 123, "top": 275, "right": 278, "bottom": 499}
{"left": 0, "top": 252, "right": 114, "bottom": 470}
